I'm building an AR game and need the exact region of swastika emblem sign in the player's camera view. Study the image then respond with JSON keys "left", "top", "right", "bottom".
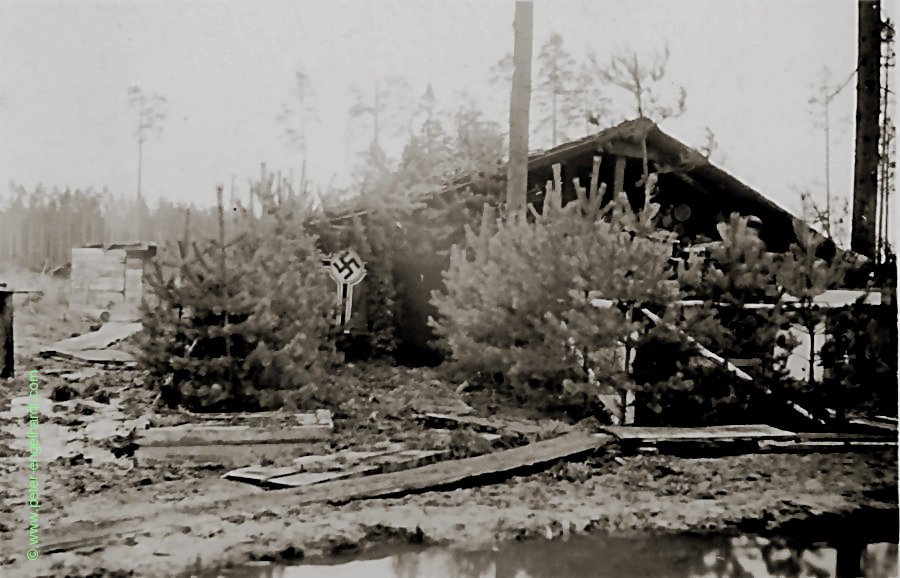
{"left": 326, "top": 248, "right": 366, "bottom": 328}
{"left": 328, "top": 249, "right": 366, "bottom": 286}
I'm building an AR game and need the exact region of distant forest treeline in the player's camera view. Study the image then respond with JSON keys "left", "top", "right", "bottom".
{"left": 0, "top": 183, "right": 223, "bottom": 271}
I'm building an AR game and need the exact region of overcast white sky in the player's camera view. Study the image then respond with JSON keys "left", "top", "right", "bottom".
{"left": 0, "top": 0, "right": 878, "bottom": 231}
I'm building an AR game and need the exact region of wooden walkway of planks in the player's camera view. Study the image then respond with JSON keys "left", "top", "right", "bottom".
{"left": 602, "top": 424, "right": 796, "bottom": 441}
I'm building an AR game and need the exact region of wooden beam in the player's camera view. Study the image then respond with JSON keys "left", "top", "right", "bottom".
{"left": 505, "top": 1, "right": 533, "bottom": 220}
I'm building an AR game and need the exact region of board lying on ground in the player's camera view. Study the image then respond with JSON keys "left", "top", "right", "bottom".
{"left": 40, "top": 321, "right": 141, "bottom": 364}
{"left": 602, "top": 425, "right": 897, "bottom": 454}
{"left": 286, "top": 430, "right": 610, "bottom": 505}
{"left": 602, "top": 424, "right": 796, "bottom": 441}
{"left": 44, "top": 321, "right": 142, "bottom": 351}
{"left": 136, "top": 443, "right": 319, "bottom": 467}
{"left": 136, "top": 411, "right": 335, "bottom": 446}
{"left": 179, "top": 409, "right": 333, "bottom": 427}
{"left": 603, "top": 424, "right": 796, "bottom": 455}
{"left": 758, "top": 439, "right": 897, "bottom": 451}
{"left": 224, "top": 448, "right": 450, "bottom": 488}
{"left": 417, "top": 412, "right": 573, "bottom": 437}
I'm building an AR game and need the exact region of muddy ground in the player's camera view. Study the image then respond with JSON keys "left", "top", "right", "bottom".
{"left": 0, "top": 303, "right": 896, "bottom": 577}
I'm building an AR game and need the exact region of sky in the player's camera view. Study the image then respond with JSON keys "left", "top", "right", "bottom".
{"left": 0, "top": 0, "right": 878, "bottom": 238}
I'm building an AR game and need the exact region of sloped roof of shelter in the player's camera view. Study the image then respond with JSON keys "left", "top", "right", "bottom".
{"left": 527, "top": 117, "right": 800, "bottom": 229}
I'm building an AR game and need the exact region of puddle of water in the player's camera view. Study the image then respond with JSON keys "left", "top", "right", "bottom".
{"left": 231, "top": 534, "right": 898, "bottom": 578}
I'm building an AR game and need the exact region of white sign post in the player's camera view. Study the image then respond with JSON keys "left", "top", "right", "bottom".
{"left": 327, "top": 248, "right": 366, "bottom": 328}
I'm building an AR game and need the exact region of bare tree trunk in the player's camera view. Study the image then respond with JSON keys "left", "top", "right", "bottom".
{"left": 852, "top": 0, "right": 882, "bottom": 257}
{"left": 552, "top": 86, "right": 557, "bottom": 147}
{"left": 505, "top": 1, "right": 533, "bottom": 222}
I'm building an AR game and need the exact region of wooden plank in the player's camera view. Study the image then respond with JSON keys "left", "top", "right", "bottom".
{"left": 873, "top": 415, "right": 898, "bottom": 424}
{"left": 759, "top": 439, "right": 896, "bottom": 452}
{"left": 223, "top": 465, "right": 300, "bottom": 484}
{"left": 602, "top": 424, "right": 796, "bottom": 442}
{"left": 794, "top": 432, "right": 896, "bottom": 442}
{"left": 295, "top": 431, "right": 609, "bottom": 504}
{"left": 136, "top": 442, "right": 322, "bottom": 467}
{"left": 265, "top": 450, "right": 450, "bottom": 489}
{"left": 428, "top": 429, "right": 502, "bottom": 442}
{"left": 418, "top": 413, "right": 572, "bottom": 437}
{"left": 290, "top": 448, "right": 403, "bottom": 472}
{"left": 373, "top": 449, "right": 450, "bottom": 473}
{"left": 674, "top": 291, "right": 882, "bottom": 310}
{"left": 419, "top": 413, "right": 498, "bottom": 432}
{"left": 223, "top": 447, "right": 435, "bottom": 486}
{"left": 266, "top": 465, "right": 379, "bottom": 489}
{"left": 44, "top": 348, "right": 136, "bottom": 365}
{"left": 849, "top": 418, "right": 898, "bottom": 433}
{"left": 45, "top": 322, "right": 142, "bottom": 352}
{"left": 179, "top": 410, "right": 332, "bottom": 428}
{"left": 137, "top": 424, "right": 332, "bottom": 446}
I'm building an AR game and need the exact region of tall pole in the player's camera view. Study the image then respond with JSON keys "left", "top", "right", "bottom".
{"left": 852, "top": 0, "right": 883, "bottom": 258}
{"left": 506, "top": 1, "right": 534, "bottom": 222}
{"left": 877, "top": 19, "right": 895, "bottom": 260}
{"left": 825, "top": 98, "right": 831, "bottom": 236}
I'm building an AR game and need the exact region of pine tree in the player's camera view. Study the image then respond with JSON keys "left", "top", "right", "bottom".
{"left": 397, "top": 84, "right": 454, "bottom": 186}
{"left": 534, "top": 33, "right": 581, "bottom": 147}
{"left": 776, "top": 220, "right": 851, "bottom": 416}
{"left": 431, "top": 165, "right": 678, "bottom": 404}
{"left": 139, "top": 175, "right": 339, "bottom": 411}
{"left": 635, "top": 214, "right": 796, "bottom": 424}
{"left": 277, "top": 69, "right": 318, "bottom": 194}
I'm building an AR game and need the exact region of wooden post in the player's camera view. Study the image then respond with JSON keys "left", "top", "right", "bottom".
{"left": 0, "top": 292, "right": 13, "bottom": 379}
{"left": 505, "top": 1, "right": 533, "bottom": 222}
{"left": 613, "top": 155, "right": 626, "bottom": 197}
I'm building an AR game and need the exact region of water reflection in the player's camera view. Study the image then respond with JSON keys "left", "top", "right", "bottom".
{"left": 246, "top": 535, "right": 898, "bottom": 578}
